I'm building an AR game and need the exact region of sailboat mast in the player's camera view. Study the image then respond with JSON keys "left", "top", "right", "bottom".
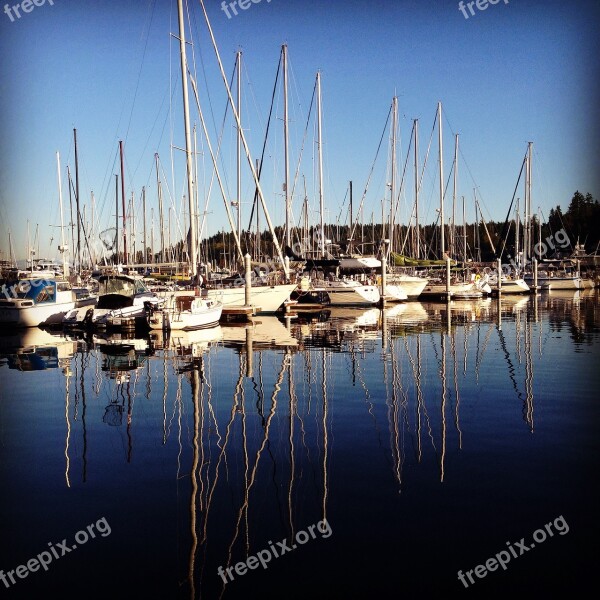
{"left": 115, "top": 174, "right": 119, "bottom": 262}
{"left": 119, "top": 140, "right": 127, "bottom": 265}
{"left": 236, "top": 50, "right": 242, "bottom": 249}
{"left": 452, "top": 133, "right": 458, "bottom": 259}
{"left": 462, "top": 195, "right": 466, "bottom": 264}
{"left": 414, "top": 118, "right": 420, "bottom": 259}
{"left": 438, "top": 101, "right": 445, "bottom": 257}
{"left": 155, "top": 153, "right": 165, "bottom": 263}
{"left": 142, "top": 186, "right": 147, "bottom": 264}
{"left": 177, "top": 0, "right": 198, "bottom": 278}
{"left": 283, "top": 44, "right": 291, "bottom": 249}
{"left": 390, "top": 96, "right": 397, "bottom": 256}
{"left": 56, "top": 151, "right": 70, "bottom": 277}
{"left": 317, "top": 71, "right": 325, "bottom": 258}
{"left": 515, "top": 198, "right": 520, "bottom": 274}
{"left": 526, "top": 141, "right": 533, "bottom": 263}
{"left": 74, "top": 128, "right": 81, "bottom": 271}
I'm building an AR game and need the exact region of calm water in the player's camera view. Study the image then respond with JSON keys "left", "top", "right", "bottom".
{"left": 0, "top": 291, "right": 598, "bottom": 598}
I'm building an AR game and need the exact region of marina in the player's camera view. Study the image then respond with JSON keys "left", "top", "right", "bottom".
{"left": 1, "top": 0, "right": 599, "bottom": 597}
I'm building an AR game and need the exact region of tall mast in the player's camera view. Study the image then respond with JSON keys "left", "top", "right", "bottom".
{"left": 131, "top": 191, "right": 136, "bottom": 264}
{"left": 414, "top": 119, "right": 420, "bottom": 259}
{"left": 451, "top": 133, "right": 459, "bottom": 258}
{"left": 317, "top": 71, "right": 325, "bottom": 258}
{"left": 115, "top": 174, "right": 119, "bottom": 262}
{"left": 515, "top": 198, "right": 520, "bottom": 274}
{"left": 142, "top": 186, "right": 147, "bottom": 264}
{"left": 348, "top": 180, "right": 353, "bottom": 253}
{"left": 437, "top": 101, "right": 445, "bottom": 257}
{"left": 236, "top": 50, "right": 242, "bottom": 249}
{"left": 74, "top": 128, "right": 81, "bottom": 271}
{"left": 90, "top": 191, "right": 95, "bottom": 267}
{"left": 523, "top": 142, "right": 533, "bottom": 260}
{"left": 283, "top": 44, "right": 291, "bottom": 249}
{"left": 177, "top": 0, "right": 198, "bottom": 278}
{"left": 390, "top": 96, "right": 397, "bottom": 256}
{"left": 462, "top": 195, "right": 466, "bottom": 264}
{"left": 155, "top": 153, "right": 165, "bottom": 263}
{"left": 198, "top": 0, "right": 288, "bottom": 277}
{"left": 119, "top": 140, "right": 127, "bottom": 265}
{"left": 67, "top": 166, "right": 75, "bottom": 261}
{"left": 56, "top": 151, "right": 69, "bottom": 277}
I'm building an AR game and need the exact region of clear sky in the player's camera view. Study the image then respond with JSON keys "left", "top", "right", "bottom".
{"left": 1, "top": 0, "right": 598, "bottom": 262}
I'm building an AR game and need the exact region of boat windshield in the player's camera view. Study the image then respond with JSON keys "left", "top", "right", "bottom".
{"left": 99, "top": 276, "right": 149, "bottom": 297}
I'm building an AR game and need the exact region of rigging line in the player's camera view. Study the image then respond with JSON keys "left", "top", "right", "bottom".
{"left": 498, "top": 150, "right": 527, "bottom": 259}
{"left": 290, "top": 81, "right": 317, "bottom": 234}
{"left": 246, "top": 51, "right": 282, "bottom": 231}
{"left": 348, "top": 102, "right": 392, "bottom": 244}
{"left": 125, "top": 0, "right": 157, "bottom": 145}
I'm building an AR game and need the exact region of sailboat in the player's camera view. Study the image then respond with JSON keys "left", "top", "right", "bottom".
{"left": 0, "top": 153, "right": 95, "bottom": 327}
{"left": 146, "top": 293, "right": 222, "bottom": 331}
{"left": 177, "top": 14, "right": 296, "bottom": 314}
{"left": 294, "top": 72, "right": 380, "bottom": 307}
{"left": 418, "top": 103, "right": 477, "bottom": 299}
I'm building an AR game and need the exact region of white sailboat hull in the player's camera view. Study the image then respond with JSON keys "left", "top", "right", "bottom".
{"left": 420, "top": 281, "right": 475, "bottom": 298}
{"left": 387, "top": 275, "right": 428, "bottom": 299}
{"left": 205, "top": 284, "right": 296, "bottom": 313}
{"left": 384, "top": 283, "right": 408, "bottom": 302}
{"left": 320, "top": 281, "right": 380, "bottom": 306}
{"left": 525, "top": 275, "right": 582, "bottom": 290}
{"left": 148, "top": 296, "right": 222, "bottom": 331}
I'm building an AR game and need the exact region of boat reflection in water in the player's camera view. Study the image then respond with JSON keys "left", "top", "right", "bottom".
{"left": 0, "top": 327, "right": 78, "bottom": 370}
{"left": 2, "top": 290, "right": 597, "bottom": 596}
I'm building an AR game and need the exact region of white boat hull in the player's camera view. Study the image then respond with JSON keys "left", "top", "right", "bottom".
{"left": 148, "top": 297, "right": 222, "bottom": 331}
{"left": 387, "top": 275, "right": 428, "bottom": 299}
{"left": 420, "top": 281, "right": 475, "bottom": 298}
{"left": 205, "top": 284, "right": 296, "bottom": 313}
{"left": 0, "top": 287, "right": 82, "bottom": 327}
{"left": 319, "top": 281, "right": 380, "bottom": 305}
{"left": 525, "top": 275, "right": 582, "bottom": 290}
{"left": 383, "top": 283, "right": 408, "bottom": 302}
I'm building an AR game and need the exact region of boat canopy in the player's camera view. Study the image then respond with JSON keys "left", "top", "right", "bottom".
{"left": 98, "top": 275, "right": 149, "bottom": 297}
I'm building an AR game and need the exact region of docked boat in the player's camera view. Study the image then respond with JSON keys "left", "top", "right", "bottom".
{"left": 383, "top": 282, "right": 408, "bottom": 302}
{"left": 63, "top": 273, "right": 163, "bottom": 330}
{"left": 0, "top": 275, "right": 95, "bottom": 327}
{"left": 488, "top": 274, "right": 530, "bottom": 294}
{"left": 320, "top": 278, "right": 380, "bottom": 306}
{"left": 387, "top": 273, "right": 428, "bottom": 299}
{"left": 524, "top": 265, "right": 582, "bottom": 290}
{"left": 146, "top": 294, "right": 222, "bottom": 331}
{"left": 204, "top": 282, "right": 297, "bottom": 313}
{"left": 419, "top": 279, "right": 477, "bottom": 299}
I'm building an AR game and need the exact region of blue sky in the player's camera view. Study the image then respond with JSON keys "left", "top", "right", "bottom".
{"left": 1, "top": 0, "right": 598, "bottom": 262}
